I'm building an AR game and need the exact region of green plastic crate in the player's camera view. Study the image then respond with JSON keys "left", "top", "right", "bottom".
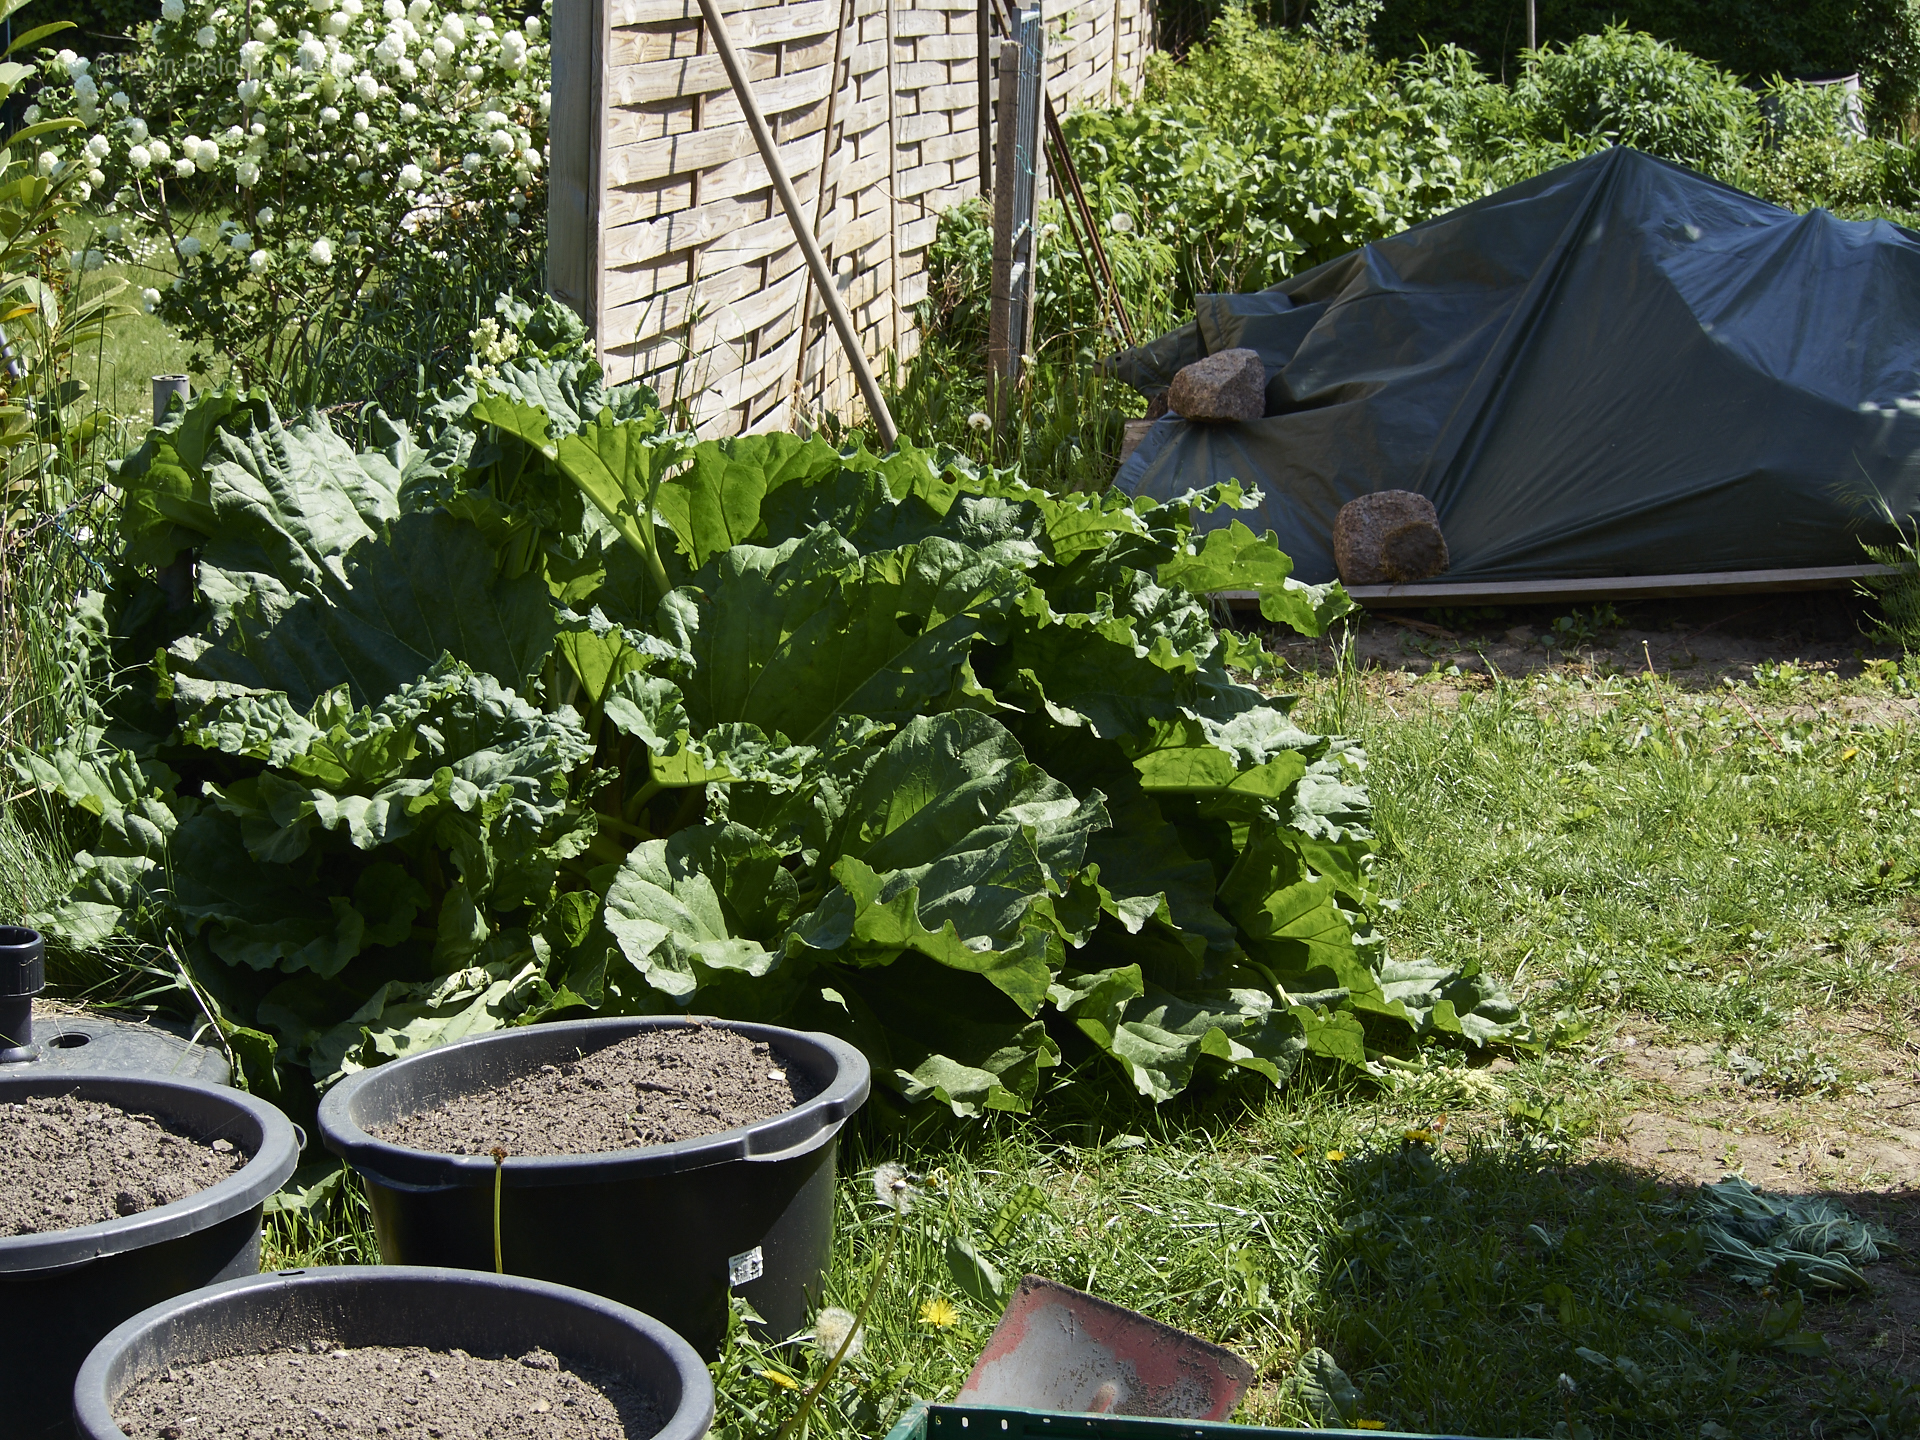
{"left": 884, "top": 1400, "right": 1505, "bottom": 1440}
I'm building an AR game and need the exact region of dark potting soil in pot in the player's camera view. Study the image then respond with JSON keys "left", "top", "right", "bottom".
{"left": 374, "top": 1024, "right": 822, "bottom": 1157}
{"left": 112, "top": 1340, "right": 664, "bottom": 1440}
{"left": 0, "top": 1094, "right": 245, "bottom": 1236}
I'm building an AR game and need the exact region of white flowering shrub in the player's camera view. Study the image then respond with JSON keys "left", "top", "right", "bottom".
{"left": 32, "top": 0, "right": 550, "bottom": 396}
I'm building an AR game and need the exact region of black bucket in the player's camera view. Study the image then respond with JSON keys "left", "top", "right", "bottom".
{"left": 317, "top": 1017, "right": 872, "bottom": 1357}
{"left": 72, "top": 1265, "right": 716, "bottom": 1440}
{"left": 0, "top": 1073, "right": 301, "bottom": 1438}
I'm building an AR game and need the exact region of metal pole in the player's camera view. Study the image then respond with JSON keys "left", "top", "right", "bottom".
{"left": 1525, "top": 0, "right": 1535, "bottom": 55}
{"left": 695, "top": 0, "right": 899, "bottom": 449}
{"left": 152, "top": 375, "right": 190, "bottom": 424}
{"left": 978, "top": 0, "right": 992, "bottom": 200}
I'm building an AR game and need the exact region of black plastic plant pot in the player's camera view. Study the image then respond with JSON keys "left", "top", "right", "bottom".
{"left": 73, "top": 1265, "right": 717, "bottom": 1440}
{"left": 318, "top": 1017, "right": 872, "bottom": 1358}
{"left": 0, "top": 1072, "right": 301, "bottom": 1438}
{"left": 0, "top": 924, "right": 46, "bottom": 1061}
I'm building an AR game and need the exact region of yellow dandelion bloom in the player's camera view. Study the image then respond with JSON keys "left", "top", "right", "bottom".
{"left": 1355, "top": 1421, "right": 1386, "bottom": 1431}
{"left": 1290, "top": 1145, "right": 1307, "bottom": 1157}
{"left": 920, "top": 1297, "right": 961, "bottom": 1328}
{"left": 1324, "top": 1149, "right": 1346, "bottom": 1162}
{"left": 759, "top": 1369, "right": 802, "bottom": 1390}
{"left": 1403, "top": 1128, "right": 1434, "bottom": 1145}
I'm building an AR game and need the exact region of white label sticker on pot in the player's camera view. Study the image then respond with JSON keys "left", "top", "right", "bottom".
{"left": 729, "top": 1246, "right": 764, "bottom": 1287}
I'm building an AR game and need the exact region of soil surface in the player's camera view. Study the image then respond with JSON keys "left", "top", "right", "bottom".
{"left": 0, "top": 1094, "right": 245, "bottom": 1236}
{"left": 112, "top": 1341, "right": 662, "bottom": 1440}
{"left": 1258, "top": 591, "right": 1909, "bottom": 694}
{"left": 375, "top": 1024, "right": 819, "bottom": 1157}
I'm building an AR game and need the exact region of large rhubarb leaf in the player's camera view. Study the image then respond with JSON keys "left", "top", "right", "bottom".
{"left": 184, "top": 512, "right": 557, "bottom": 709}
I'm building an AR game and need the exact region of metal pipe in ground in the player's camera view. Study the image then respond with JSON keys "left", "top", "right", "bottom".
{"left": 694, "top": 0, "right": 898, "bottom": 450}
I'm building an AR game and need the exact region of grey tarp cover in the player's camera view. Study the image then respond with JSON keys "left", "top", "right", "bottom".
{"left": 1113, "top": 146, "right": 1920, "bottom": 585}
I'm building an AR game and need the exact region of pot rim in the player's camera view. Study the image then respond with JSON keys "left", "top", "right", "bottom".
{"left": 318, "top": 1015, "right": 871, "bottom": 1188}
{"left": 0, "top": 1072, "right": 300, "bottom": 1275}
{"left": 72, "top": 1264, "right": 718, "bottom": 1440}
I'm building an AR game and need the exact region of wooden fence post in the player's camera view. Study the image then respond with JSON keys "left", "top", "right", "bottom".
{"left": 986, "top": 6, "right": 1042, "bottom": 424}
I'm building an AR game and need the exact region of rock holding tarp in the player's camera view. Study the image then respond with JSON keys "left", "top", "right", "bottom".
{"left": 1167, "top": 347, "right": 1265, "bottom": 421}
{"left": 1111, "top": 147, "right": 1920, "bottom": 584}
{"left": 1334, "top": 490, "right": 1449, "bottom": 584}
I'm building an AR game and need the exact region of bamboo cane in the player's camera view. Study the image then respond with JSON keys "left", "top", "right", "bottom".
{"left": 695, "top": 0, "right": 899, "bottom": 449}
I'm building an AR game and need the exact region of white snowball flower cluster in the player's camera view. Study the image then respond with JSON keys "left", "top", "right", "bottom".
{"left": 32, "top": 0, "right": 550, "bottom": 365}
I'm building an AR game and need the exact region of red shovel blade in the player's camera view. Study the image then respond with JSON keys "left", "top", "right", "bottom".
{"left": 955, "top": 1276, "right": 1254, "bottom": 1421}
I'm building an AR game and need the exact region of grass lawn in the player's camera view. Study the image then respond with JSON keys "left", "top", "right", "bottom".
{"left": 62, "top": 210, "right": 233, "bottom": 424}
{"left": 264, "top": 604, "right": 1920, "bottom": 1440}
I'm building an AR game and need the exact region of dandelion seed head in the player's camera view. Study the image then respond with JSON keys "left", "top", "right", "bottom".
{"left": 813, "top": 1307, "right": 863, "bottom": 1360}
{"left": 871, "top": 1162, "right": 916, "bottom": 1212}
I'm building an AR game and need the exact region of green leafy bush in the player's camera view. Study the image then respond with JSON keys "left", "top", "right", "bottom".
{"left": 1372, "top": 0, "right": 1920, "bottom": 129}
{"left": 1065, "top": 35, "right": 1476, "bottom": 310}
{"left": 12, "top": 336, "right": 1532, "bottom": 1114}
{"left": 30, "top": 0, "right": 548, "bottom": 409}
{"left": 1512, "top": 27, "right": 1759, "bottom": 183}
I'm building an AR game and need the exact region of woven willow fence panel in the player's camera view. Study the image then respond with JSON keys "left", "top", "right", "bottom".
{"left": 549, "top": 0, "right": 1153, "bottom": 435}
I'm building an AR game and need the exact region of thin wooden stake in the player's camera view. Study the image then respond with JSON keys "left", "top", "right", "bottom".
{"left": 789, "top": 0, "right": 854, "bottom": 417}
{"left": 696, "top": 0, "right": 899, "bottom": 449}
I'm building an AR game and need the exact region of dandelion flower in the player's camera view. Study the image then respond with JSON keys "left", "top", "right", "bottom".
{"left": 919, "top": 1297, "right": 960, "bottom": 1328}
{"left": 1039, "top": 222, "right": 1058, "bottom": 242}
{"left": 966, "top": 411, "right": 991, "bottom": 432}
{"left": 813, "top": 1307, "right": 863, "bottom": 1361}
{"left": 1324, "top": 1149, "right": 1345, "bottom": 1162}
{"left": 1403, "top": 1128, "right": 1434, "bottom": 1145}
{"left": 759, "top": 1368, "right": 801, "bottom": 1391}
{"left": 1109, "top": 211, "right": 1134, "bottom": 234}
{"left": 1557, "top": 1374, "right": 1577, "bottom": 1397}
